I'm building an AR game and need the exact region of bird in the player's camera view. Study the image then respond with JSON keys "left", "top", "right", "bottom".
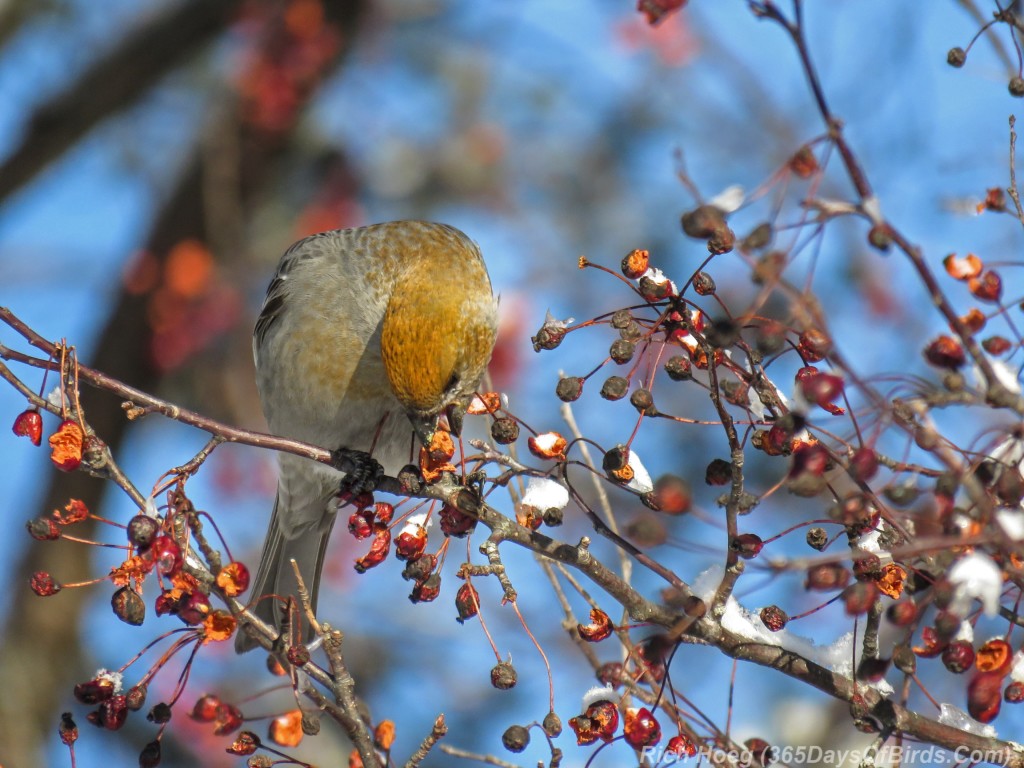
{"left": 236, "top": 220, "right": 498, "bottom": 653}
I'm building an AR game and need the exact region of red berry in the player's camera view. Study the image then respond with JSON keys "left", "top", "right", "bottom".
{"left": 12, "top": 409, "right": 42, "bottom": 445}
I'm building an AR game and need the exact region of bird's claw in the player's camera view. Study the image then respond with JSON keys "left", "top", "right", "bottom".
{"left": 464, "top": 468, "right": 487, "bottom": 499}
{"left": 331, "top": 448, "right": 385, "bottom": 495}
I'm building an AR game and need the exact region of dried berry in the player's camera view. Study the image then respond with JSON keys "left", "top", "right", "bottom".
{"left": 111, "top": 586, "right": 145, "bottom": 626}
{"left": 805, "top": 526, "right": 828, "bottom": 551}
{"left": 490, "top": 417, "right": 519, "bottom": 445}
{"left": 621, "top": 248, "right": 650, "bottom": 279}
{"left": 409, "top": 573, "right": 442, "bottom": 603}
{"left": 609, "top": 339, "right": 636, "bottom": 364}
{"left": 704, "top": 458, "right": 731, "bottom": 486}
{"left": 532, "top": 323, "right": 566, "bottom": 351}
{"left": 731, "top": 533, "right": 763, "bottom": 559}
{"left": 681, "top": 205, "right": 727, "bottom": 239}
{"left": 664, "top": 355, "right": 692, "bottom": 381}
{"left": 490, "top": 660, "right": 517, "bottom": 690}
{"left": 600, "top": 375, "right": 629, "bottom": 400}
{"left": 127, "top": 515, "right": 159, "bottom": 550}
{"left": 692, "top": 271, "right": 716, "bottom": 295}
{"left": 947, "top": 46, "right": 966, "bottom": 67}
{"left": 555, "top": 376, "right": 584, "bottom": 402}
{"left": 629, "top": 388, "right": 655, "bottom": 414}
{"left": 30, "top": 571, "right": 61, "bottom": 596}
{"left": 760, "top": 605, "right": 788, "bottom": 632}
{"left": 27, "top": 516, "right": 61, "bottom": 541}
{"left": 138, "top": 740, "right": 161, "bottom": 768}
{"left": 455, "top": 582, "right": 480, "bottom": 624}
{"left": 542, "top": 711, "right": 562, "bottom": 737}
{"left": 502, "top": 724, "right": 530, "bottom": 753}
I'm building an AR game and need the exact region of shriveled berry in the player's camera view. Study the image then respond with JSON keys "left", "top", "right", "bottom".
{"left": 59, "top": 712, "right": 78, "bottom": 746}
{"left": 502, "top": 724, "right": 530, "bottom": 753}
{"left": 947, "top": 46, "right": 966, "bottom": 67}
{"left": 602, "top": 444, "right": 629, "bottom": 473}
{"left": 610, "top": 309, "right": 633, "bottom": 329}
{"left": 27, "top": 516, "right": 60, "bottom": 541}
{"left": 692, "top": 271, "right": 716, "bottom": 295}
{"left": 147, "top": 702, "right": 172, "bottom": 724}
{"left": 491, "top": 660, "right": 517, "bottom": 690}
{"left": 543, "top": 711, "right": 562, "bottom": 737}
{"left": 760, "top": 605, "right": 787, "bottom": 632}
{"left": 704, "top": 458, "right": 731, "bottom": 486}
{"left": 731, "top": 533, "right": 763, "bottom": 559}
{"left": 1011, "top": 76, "right": 1024, "bottom": 97}
{"left": 409, "top": 573, "right": 442, "bottom": 603}
{"left": 126, "top": 684, "right": 147, "bottom": 711}
{"left": 629, "top": 388, "right": 654, "bottom": 414}
{"left": 127, "top": 515, "right": 159, "bottom": 550}
{"left": 287, "top": 645, "right": 310, "bottom": 666}
{"left": 681, "top": 205, "right": 727, "bottom": 239}
{"left": 556, "top": 376, "right": 584, "bottom": 402}
{"left": 455, "top": 582, "right": 480, "bottom": 624}
{"left": 139, "top": 741, "right": 161, "bottom": 768}
{"left": 621, "top": 248, "right": 650, "bottom": 279}
{"left": 490, "top": 417, "right": 519, "bottom": 445}
{"left": 609, "top": 339, "right": 636, "bottom": 364}
{"left": 805, "top": 526, "right": 828, "bottom": 551}
{"left": 111, "top": 586, "right": 145, "bottom": 626}
{"left": 30, "top": 571, "right": 61, "bottom": 596}
{"left": 664, "top": 355, "right": 692, "bottom": 381}
{"left": 600, "top": 375, "right": 629, "bottom": 400}
{"left": 532, "top": 324, "right": 566, "bottom": 351}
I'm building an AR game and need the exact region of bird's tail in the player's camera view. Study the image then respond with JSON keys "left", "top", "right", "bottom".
{"left": 235, "top": 491, "right": 334, "bottom": 653}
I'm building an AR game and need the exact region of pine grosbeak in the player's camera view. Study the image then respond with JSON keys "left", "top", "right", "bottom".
{"left": 236, "top": 220, "right": 498, "bottom": 652}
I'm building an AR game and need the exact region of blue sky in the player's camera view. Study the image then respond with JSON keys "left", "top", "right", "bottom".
{"left": 2, "top": 1, "right": 1024, "bottom": 766}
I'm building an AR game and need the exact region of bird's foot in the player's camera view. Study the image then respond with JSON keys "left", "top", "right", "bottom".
{"left": 331, "top": 448, "right": 385, "bottom": 496}
{"left": 463, "top": 468, "right": 487, "bottom": 499}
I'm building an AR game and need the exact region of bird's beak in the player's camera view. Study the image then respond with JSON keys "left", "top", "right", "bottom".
{"left": 408, "top": 412, "right": 438, "bottom": 448}
{"left": 446, "top": 400, "right": 466, "bottom": 438}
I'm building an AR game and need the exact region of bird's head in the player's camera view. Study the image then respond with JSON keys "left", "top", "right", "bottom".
{"left": 379, "top": 223, "right": 498, "bottom": 447}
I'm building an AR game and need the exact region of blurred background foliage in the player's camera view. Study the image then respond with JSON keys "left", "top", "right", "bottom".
{"left": 1, "top": 1, "right": 1022, "bottom": 766}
